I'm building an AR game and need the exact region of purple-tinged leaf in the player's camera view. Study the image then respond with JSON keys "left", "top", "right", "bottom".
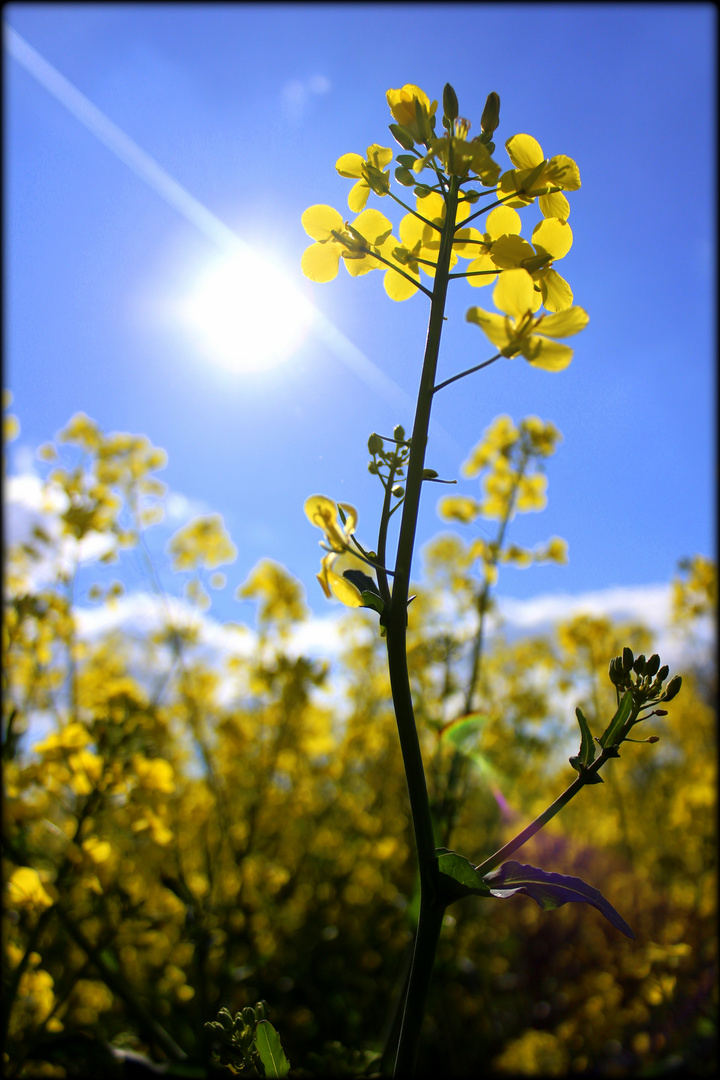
{"left": 482, "top": 861, "right": 634, "bottom": 939}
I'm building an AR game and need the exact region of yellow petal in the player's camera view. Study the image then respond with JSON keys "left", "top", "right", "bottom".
{"left": 384, "top": 267, "right": 419, "bottom": 301}
{"left": 337, "top": 503, "right": 358, "bottom": 534}
{"left": 539, "top": 191, "right": 570, "bottom": 220}
{"left": 466, "top": 307, "right": 512, "bottom": 350}
{"left": 486, "top": 206, "right": 522, "bottom": 238}
{"left": 352, "top": 208, "right": 393, "bottom": 245}
{"left": 491, "top": 234, "right": 535, "bottom": 269}
{"left": 335, "top": 153, "right": 365, "bottom": 178}
{"left": 301, "top": 204, "right": 345, "bottom": 241}
{"left": 545, "top": 155, "right": 581, "bottom": 191}
{"left": 505, "top": 133, "right": 544, "bottom": 170}
{"left": 493, "top": 268, "right": 535, "bottom": 319}
{"left": 367, "top": 144, "right": 394, "bottom": 168}
{"left": 539, "top": 269, "right": 573, "bottom": 312}
{"left": 328, "top": 570, "right": 364, "bottom": 607}
{"left": 537, "top": 306, "right": 589, "bottom": 338}
{"left": 532, "top": 218, "right": 573, "bottom": 259}
{"left": 522, "top": 336, "right": 574, "bottom": 371}
{"left": 347, "top": 180, "right": 370, "bottom": 213}
{"left": 301, "top": 241, "right": 341, "bottom": 283}
{"left": 466, "top": 252, "right": 497, "bottom": 287}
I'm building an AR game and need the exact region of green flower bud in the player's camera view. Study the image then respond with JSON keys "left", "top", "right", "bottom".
{"left": 608, "top": 656, "right": 623, "bottom": 686}
{"left": 368, "top": 433, "right": 383, "bottom": 455}
{"left": 443, "top": 83, "right": 459, "bottom": 124}
{"left": 646, "top": 736, "right": 660, "bottom": 743}
{"left": 481, "top": 91, "right": 500, "bottom": 135}
{"left": 392, "top": 485, "right": 405, "bottom": 498}
{"left": 656, "top": 664, "right": 669, "bottom": 683}
{"left": 645, "top": 653, "right": 661, "bottom": 678}
{"left": 662, "top": 675, "right": 682, "bottom": 702}
{"left": 393, "top": 424, "right": 406, "bottom": 441}
{"left": 389, "top": 123, "right": 416, "bottom": 150}
{"left": 633, "top": 654, "right": 646, "bottom": 675}
{"left": 368, "top": 461, "right": 379, "bottom": 474}
{"left": 622, "top": 646, "right": 634, "bottom": 672}
{"left": 655, "top": 709, "right": 668, "bottom": 716}
{"left": 422, "top": 469, "right": 439, "bottom": 479}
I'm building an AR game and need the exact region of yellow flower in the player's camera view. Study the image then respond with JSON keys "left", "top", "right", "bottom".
{"left": 498, "top": 133, "right": 580, "bottom": 217}
{"left": 386, "top": 84, "right": 437, "bottom": 143}
{"left": 301, "top": 206, "right": 396, "bottom": 284}
{"left": 466, "top": 206, "right": 523, "bottom": 290}
{"left": 466, "top": 268, "right": 588, "bottom": 371}
{"left": 335, "top": 145, "right": 393, "bottom": 212}
{"left": 6, "top": 866, "right": 54, "bottom": 911}
{"left": 304, "top": 495, "right": 357, "bottom": 553}
{"left": 490, "top": 217, "right": 575, "bottom": 311}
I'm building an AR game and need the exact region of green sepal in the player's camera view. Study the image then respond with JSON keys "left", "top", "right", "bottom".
{"left": 599, "top": 690, "right": 633, "bottom": 748}
{"left": 389, "top": 123, "right": 415, "bottom": 150}
{"left": 436, "top": 848, "right": 492, "bottom": 905}
{"left": 395, "top": 166, "right": 415, "bottom": 187}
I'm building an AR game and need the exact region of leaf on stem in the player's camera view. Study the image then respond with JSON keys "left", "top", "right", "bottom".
{"left": 598, "top": 690, "right": 633, "bottom": 749}
{"left": 436, "top": 848, "right": 492, "bottom": 903}
{"left": 569, "top": 706, "right": 602, "bottom": 779}
{"left": 255, "top": 1020, "right": 291, "bottom": 1078}
{"left": 482, "top": 861, "right": 634, "bottom": 939}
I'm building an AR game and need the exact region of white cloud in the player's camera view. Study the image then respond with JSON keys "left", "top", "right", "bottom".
{"left": 281, "top": 74, "right": 331, "bottom": 119}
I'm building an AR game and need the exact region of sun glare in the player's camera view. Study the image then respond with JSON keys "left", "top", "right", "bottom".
{"left": 181, "top": 251, "right": 315, "bottom": 373}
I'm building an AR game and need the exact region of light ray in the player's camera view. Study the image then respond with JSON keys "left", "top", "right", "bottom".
{"left": 5, "top": 25, "right": 461, "bottom": 451}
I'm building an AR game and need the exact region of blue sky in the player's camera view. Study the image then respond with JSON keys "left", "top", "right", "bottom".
{"left": 5, "top": 2, "right": 716, "bottom": 629}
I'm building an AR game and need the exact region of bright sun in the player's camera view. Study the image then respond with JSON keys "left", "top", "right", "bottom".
{"left": 181, "top": 250, "right": 315, "bottom": 373}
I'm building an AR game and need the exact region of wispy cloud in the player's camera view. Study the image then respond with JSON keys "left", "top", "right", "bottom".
{"left": 281, "top": 74, "right": 331, "bottom": 120}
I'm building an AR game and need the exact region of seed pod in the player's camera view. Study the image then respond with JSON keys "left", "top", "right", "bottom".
{"left": 622, "top": 646, "right": 634, "bottom": 672}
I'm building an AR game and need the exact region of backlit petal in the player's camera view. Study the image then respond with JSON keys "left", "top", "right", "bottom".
{"left": 505, "top": 133, "right": 544, "bottom": 170}
{"left": 493, "top": 268, "right": 535, "bottom": 319}
{"left": 301, "top": 204, "right": 345, "bottom": 241}
{"left": 466, "top": 308, "right": 512, "bottom": 350}
{"left": 532, "top": 219, "right": 573, "bottom": 260}
{"left": 486, "top": 206, "right": 522, "bottom": 238}
{"left": 537, "top": 306, "right": 589, "bottom": 337}
{"left": 335, "top": 153, "right": 365, "bottom": 178}
{"left": 301, "top": 241, "right": 341, "bottom": 282}
{"left": 522, "top": 336, "right": 574, "bottom": 371}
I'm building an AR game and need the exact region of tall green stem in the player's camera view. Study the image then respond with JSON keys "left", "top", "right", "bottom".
{"left": 386, "top": 176, "right": 460, "bottom": 1077}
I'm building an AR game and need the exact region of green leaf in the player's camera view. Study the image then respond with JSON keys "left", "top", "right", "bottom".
{"left": 599, "top": 690, "right": 634, "bottom": 748}
{"left": 255, "top": 1020, "right": 290, "bottom": 1078}
{"left": 482, "top": 861, "right": 634, "bottom": 939}
{"left": 574, "top": 706, "right": 596, "bottom": 766}
{"left": 436, "top": 849, "right": 492, "bottom": 904}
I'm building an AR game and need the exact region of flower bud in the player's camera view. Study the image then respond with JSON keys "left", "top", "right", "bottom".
{"left": 393, "top": 424, "right": 406, "bottom": 441}
{"left": 622, "top": 647, "right": 634, "bottom": 672}
{"left": 392, "top": 485, "right": 405, "bottom": 498}
{"left": 633, "top": 654, "right": 646, "bottom": 675}
{"left": 645, "top": 653, "right": 661, "bottom": 678}
{"left": 443, "top": 83, "right": 459, "bottom": 124}
{"left": 422, "top": 469, "right": 439, "bottom": 479}
{"left": 368, "top": 461, "right": 379, "bottom": 474}
{"left": 662, "top": 675, "right": 682, "bottom": 702}
{"left": 656, "top": 664, "right": 669, "bottom": 683}
{"left": 368, "top": 433, "right": 383, "bottom": 455}
{"left": 608, "top": 656, "right": 623, "bottom": 686}
{"left": 480, "top": 91, "right": 500, "bottom": 136}
{"left": 646, "top": 736, "right": 660, "bottom": 743}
